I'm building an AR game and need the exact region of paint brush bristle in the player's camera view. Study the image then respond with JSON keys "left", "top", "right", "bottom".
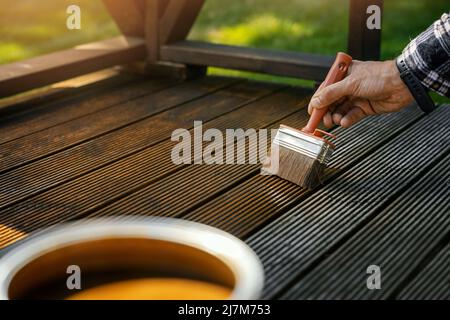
{"left": 261, "top": 125, "right": 335, "bottom": 189}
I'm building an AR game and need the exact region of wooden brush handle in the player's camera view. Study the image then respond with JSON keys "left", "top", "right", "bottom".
{"left": 303, "top": 52, "right": 352, "bottom": 134}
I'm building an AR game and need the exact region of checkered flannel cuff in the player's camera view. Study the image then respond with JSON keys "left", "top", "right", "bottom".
{"left": 397, "top": 12, "right": 450, "bottom": 98}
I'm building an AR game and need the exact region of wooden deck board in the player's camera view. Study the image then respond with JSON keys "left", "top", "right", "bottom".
{"left": 0, "top": 75, "right": 176, "bottom": 145}
{"left": 246, "top": 105, "right": 450, "bottom": 298}
{"left": 397, "top": 242, "right": 449, "bottom": 300}
{"left": 0, "top": 73, "right": 448, "bottom": 299}
{"left": 0, "top": 77, "right": 236, "bottom": 173}
{"left": 0, "top": 69, "right": 141, "bottom": 118}
{"left": 0, "top": 80, "right": 281, "bottom": 213}
{"left": 0, "top": 79, "right": 282, "bottom": 245}
{"left": 84, "top": 88, "right": 312, "bottom": 219}
{"left": 282, "top": 153, "right": 450, "bottom": 299}
{"left": 183, "top": 105, "right": 423, "bottom": 239}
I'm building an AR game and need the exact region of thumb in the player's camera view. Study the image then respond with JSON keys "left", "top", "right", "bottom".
{"left": 308, "top": 78, "right": 354, "bottom": 114}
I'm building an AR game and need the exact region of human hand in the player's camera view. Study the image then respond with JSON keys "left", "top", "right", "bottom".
{"left": 308, "top": 60, "right": 415, "bottom": 128}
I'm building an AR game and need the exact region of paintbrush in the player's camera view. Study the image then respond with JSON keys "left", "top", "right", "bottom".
{"left": 262, "top": 52, "right": 352, "bottom": 188}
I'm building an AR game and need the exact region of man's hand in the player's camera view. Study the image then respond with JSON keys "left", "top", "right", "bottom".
{"left": 308, "top": 60, "right": 415, "bottom": 128}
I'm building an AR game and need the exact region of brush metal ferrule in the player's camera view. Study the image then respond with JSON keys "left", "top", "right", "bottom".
{"left": 273, "top": 126, "right": 335, "bottom": 165}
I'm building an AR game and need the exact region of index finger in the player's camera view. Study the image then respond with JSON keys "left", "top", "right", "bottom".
{"left": 307, "top": 77, "right": 354, "bottom": 114}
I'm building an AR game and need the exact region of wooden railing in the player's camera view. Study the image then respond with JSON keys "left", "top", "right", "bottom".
{"left": 0, "top": 0, "right": 383, "bottom": 98}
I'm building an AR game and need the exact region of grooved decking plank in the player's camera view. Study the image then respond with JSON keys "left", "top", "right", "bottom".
{"left": 0, "top": 81, "right": 286, "bottom": 247}
{"left": 0, "top": 74, "right": 173, "bottom": 145}
{"left": 245, "top": 105, "right": 450, "bottom": 299}
{"left": 85, "top": 105, "right": 421, "bottom": 230}
{"left": 0, "top": 80, "right": 278, "bottom": 211}
{"left": 0, "top": 77, "right": 237, "bottom": 173}
{"left": 0, "top": 70, "right": 142, "bottom": 120}
{"left": 397, "top": 243, "right": 449, "bottom": 300}
{"left": 82, "top": 90, "right": 312, "bottom": 221}
{"left": 183, "top": 105, "right": 423, "bottom": 238}
{"left": 282, "top": 153, "right": 450, "bottom": 299}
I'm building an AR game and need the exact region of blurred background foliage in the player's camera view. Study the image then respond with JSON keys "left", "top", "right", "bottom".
{"left": 0, "top": 0, "right": 448, "bottom": 96}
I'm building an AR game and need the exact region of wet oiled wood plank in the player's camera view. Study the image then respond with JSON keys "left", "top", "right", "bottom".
{"left": 397, "top": 242, "right": 449, "bottom": 300}
{"left": 182, "top": 105, "right": 423, "bottom": 238}
{"left": 0, "top": 77, "right": 237, "bottom": 173}
{"left": 245, "top": 105, "right": 450, "bottom": 298}
{"left": 282, "top": 153, "right": 450, "bottom": 299}
{"left": 82, "top": 104, "right": 420, "bottom": 227}
{"left": 82, "top": 88, "right": 311, "bottom": 219}
{"left": 0, "top": 80, "right": 282, "bottom": 247}
{"left": 1, "top": 71, "right": 446, "bottom": 302}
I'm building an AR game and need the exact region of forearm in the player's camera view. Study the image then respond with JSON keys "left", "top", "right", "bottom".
{"left": 397, "top": 12, "right": 450, "bottom": 97}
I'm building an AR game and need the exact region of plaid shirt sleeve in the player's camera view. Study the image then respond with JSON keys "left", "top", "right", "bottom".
{"left": 397, "top": 12, "right": 450, "bottom": 98}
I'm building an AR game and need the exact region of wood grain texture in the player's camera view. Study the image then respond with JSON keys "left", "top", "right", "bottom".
{"left": 0, "top": 80, "right": 262, "bottom": 213}
{"left": 0, "top": 69, "right": 140, "bottom": 118}
{"left": 247, "top": 105, "right": 450, "bottom": 298}
{"left": 183, "top": 105, "right": 423, "bottom": 239}
{"left": 283, "top": 153, "right": 450, "bottom": 299}
{"left": 144, "top": 0, "right": 165, "bottom": 62}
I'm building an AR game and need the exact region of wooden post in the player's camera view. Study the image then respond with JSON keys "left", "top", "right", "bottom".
{"left": 130, "top": 0, "right": 206, "bottom": 60}
{"left": 144, "top": 0, "right": 206, "bottom": 78}
{"left": 104, "top": 0, "right": 206, "bottom": 79}
{"left": 347, "top": 0, "right": 383, "bottom": 61}
{"left": 159, "top": 0, "right": 205, "bottom": 44}
{"left": 102, "top": 0, "right": 145, "bottom": 37}
{"left": 144, "top": 0, "right": 161, "bottom": 63}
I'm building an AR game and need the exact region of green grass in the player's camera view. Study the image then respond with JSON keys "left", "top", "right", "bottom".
{"left": 0, "top": 0, "right": 119, "bottom": 64}
{"left": 0, "top": 0, "right": 448, "bottom": 101}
